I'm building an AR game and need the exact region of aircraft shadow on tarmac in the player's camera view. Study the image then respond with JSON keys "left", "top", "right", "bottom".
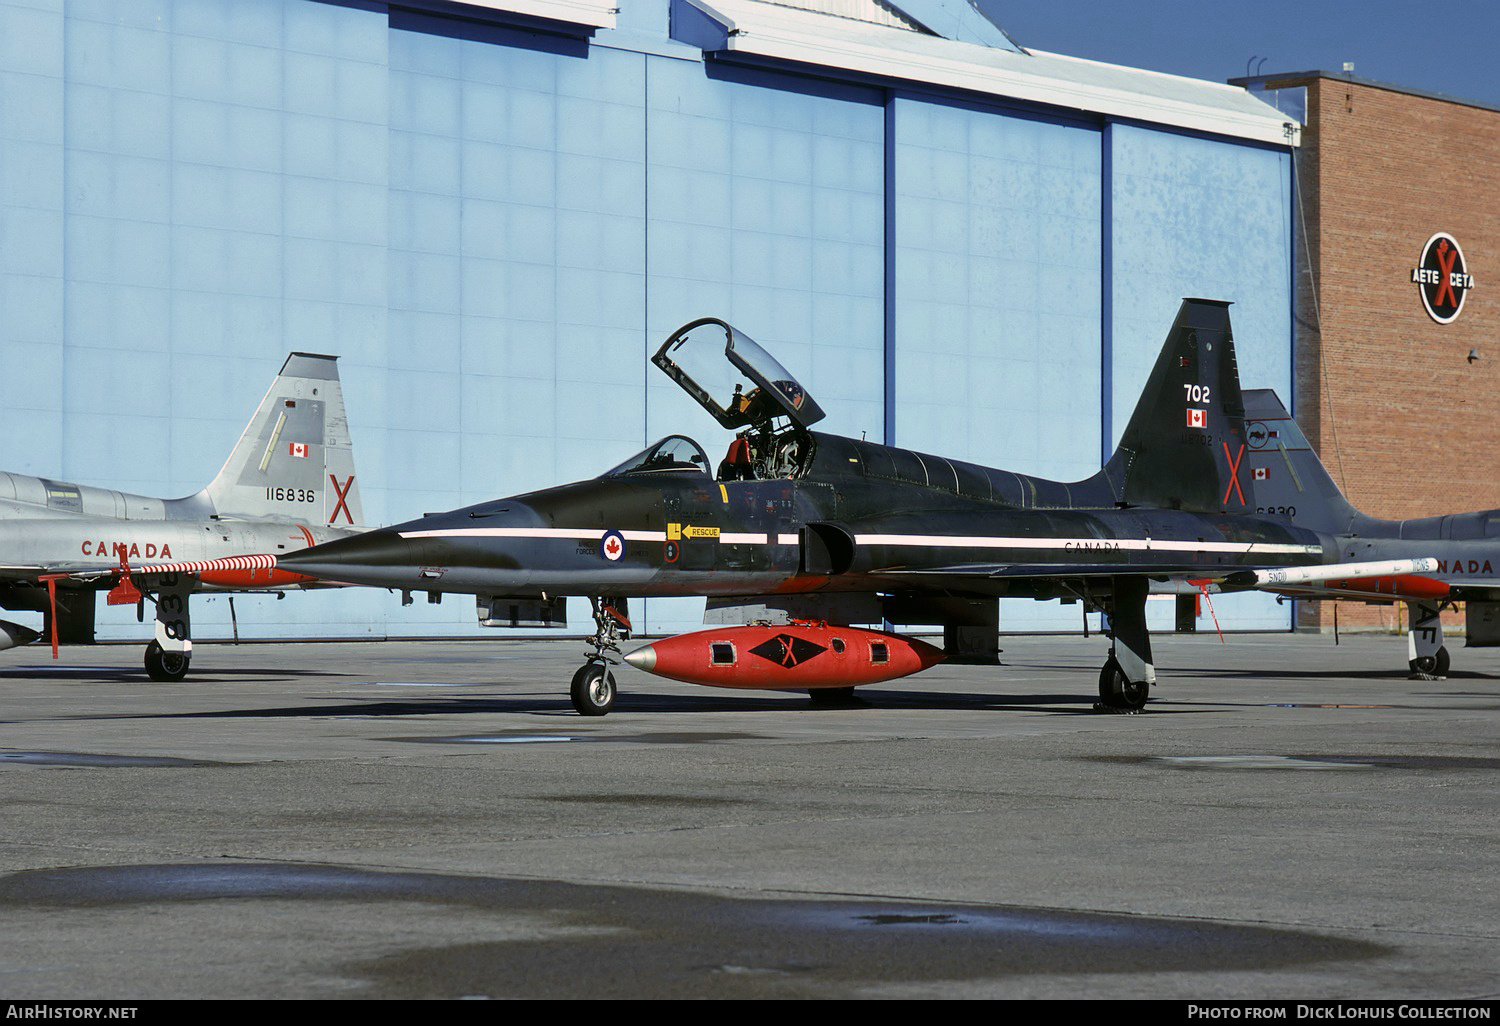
{"left": 1158, "top": 661, "right": 1498, "bottom": 681}
{"left": 115, "top": 686, "right": 1203, "bottom": 721}
{"left": 2, "top": 664, "right": 351, "bottom": 683}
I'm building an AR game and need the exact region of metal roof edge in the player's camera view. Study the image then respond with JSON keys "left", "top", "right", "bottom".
{"left": 423, "top": 0, "right": 617, "bottom": 31}
{"left": 678, "top": 0, "right": 1298, "bottom": 146}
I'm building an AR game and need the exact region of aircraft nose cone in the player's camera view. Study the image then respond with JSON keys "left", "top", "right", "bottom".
{"left": 276, "top": 528, "right": 431, "bottom": 586}
{"left": 622, "top": 645, "right": 657, "bottom": 672}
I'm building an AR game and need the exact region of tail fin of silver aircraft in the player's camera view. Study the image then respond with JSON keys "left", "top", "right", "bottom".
{"left": 1239, "top": 389, "right": 1360, "bottom": 535}
{"left": 196, "top": 353, "right": 365, "bottom": 528}
{"left": 1098, "top": 299, "right": 1259, "bottom": 515}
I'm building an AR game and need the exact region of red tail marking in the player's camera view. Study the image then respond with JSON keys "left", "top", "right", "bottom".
{"left": 1222, "top": 442, "right": 1246, "bottom": 506}
{"left": 328, "top": 474, "right": 355, "bottom": 525}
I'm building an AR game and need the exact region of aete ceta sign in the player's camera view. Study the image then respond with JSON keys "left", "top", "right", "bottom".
{"left": 1410, "top": 232, "right": 1474, "bottom": 324}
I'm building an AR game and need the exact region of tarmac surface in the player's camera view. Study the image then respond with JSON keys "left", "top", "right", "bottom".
{"left": 0, "top": 630, "right": 1496, "bottom": 1000}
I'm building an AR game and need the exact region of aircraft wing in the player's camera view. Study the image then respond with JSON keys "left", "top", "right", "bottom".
{"left": 1446, "top": 582, "right": 1500, "bottom": 599}
{"left": 0, "top": 564, "right": 50, "bottom": 579}
{"left": 872, "top": 563, "right": 1196, "bottom": 582}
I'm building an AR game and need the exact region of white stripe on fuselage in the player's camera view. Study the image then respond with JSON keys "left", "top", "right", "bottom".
{"left": 400, "top": 526, "right": 1317, "bottom": 557}
{"left": 401, "top": 528, "right": 666, "bottom": 542}
{"left": 853, "top": 534, "right": 1318, "bottom": 556}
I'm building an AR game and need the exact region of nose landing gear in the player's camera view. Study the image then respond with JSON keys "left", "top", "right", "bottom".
{"left": 570, "top": 597, "right": 631, "bottom": 716}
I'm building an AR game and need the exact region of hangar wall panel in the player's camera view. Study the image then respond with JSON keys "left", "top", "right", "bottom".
{"left": 387, "top": 26, "right": 647, "bottom": 523}
{"left": 643, "top": 62, "right": 885, "bottom": 442}
{"left": 0, "top": 0, "right": 66, "bottom": 475}
{"left": 892, "top": 96, "right": 1101, "bottom": 478}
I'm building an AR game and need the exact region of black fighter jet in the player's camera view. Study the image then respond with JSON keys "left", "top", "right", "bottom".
{"left": 276, "top": 300, "right": 1431, "bottom": 714}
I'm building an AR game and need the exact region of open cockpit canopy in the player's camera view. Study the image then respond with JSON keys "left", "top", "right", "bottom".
{"left": 653, "top": 318, "right": 826, "bottom": 432}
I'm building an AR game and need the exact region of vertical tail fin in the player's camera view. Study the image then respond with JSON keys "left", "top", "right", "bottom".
{"left": 1100, "top": 299, "right": 1254, "bottom": 514}
{"left": 1240, "top": 389, "right": 1359, "bottom": 534}
{"left": 197, "top": 353, "right": 364, "bottom": 528}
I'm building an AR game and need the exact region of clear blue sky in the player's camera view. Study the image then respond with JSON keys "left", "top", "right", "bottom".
{"left": 980, "top": 1, "right": 1500, "bottom": 108}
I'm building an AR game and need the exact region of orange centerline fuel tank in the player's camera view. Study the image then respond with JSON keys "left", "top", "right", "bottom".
{"left": 622, "top": 622, "right": 944, "bottom": 691}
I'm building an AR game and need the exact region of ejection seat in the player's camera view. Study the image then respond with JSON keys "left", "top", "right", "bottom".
{"left": 718, "top": 438, "right": 754, "bottom": 481}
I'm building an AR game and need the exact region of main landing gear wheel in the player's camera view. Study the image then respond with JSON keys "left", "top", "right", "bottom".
{"left": 144, "top": 640, "right": 190, "bottom": 682}
{"left": 571, "top": 662, "right": 616, "bottom": 716}
{"left": 1409, "top": 647, "right": 1450, "bottom": 678}
{"left": 807, "top": 686, "right": 858, "bottom": 707}
{"left": 1098, "top": 656, "right": 1148, "bottom": 711}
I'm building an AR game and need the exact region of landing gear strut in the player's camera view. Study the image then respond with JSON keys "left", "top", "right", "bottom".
{"left": 145, "top": 574, "right": 193, "bottom": 682}
{"left": 571, "top": 597, "right": 630, "bottom": 716}
{"left": 1095, "top": 576, "right": 1153, "bottom": 712}
{"left": 1406, "top": 602, "right": 1450, "bottom": 679}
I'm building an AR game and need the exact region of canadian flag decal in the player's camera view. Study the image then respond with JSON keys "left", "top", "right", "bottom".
{"left": 1253, "top": 467, "right": 1269, "bottom": 480}
{"left": 289, "top": 442, "right": 308, "bottom": 459}
{"left": 1186, "top": 409, "right": 1207, "bottom": 429}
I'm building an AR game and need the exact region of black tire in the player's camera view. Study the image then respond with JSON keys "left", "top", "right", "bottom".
{"left": 570, "top": 663, "right": 616, "bottom": 716}
{"left": 807, "top": 686, "right": 857, "bottom": 707}
{"left": 1410, "top": 647, "right": 1451, "bottom": 677}
{"left": 144, "top": 640, "right": 190, "bottom": 682}
{"left": 1098, "top": 657, "right": 1148, "bottom": 710}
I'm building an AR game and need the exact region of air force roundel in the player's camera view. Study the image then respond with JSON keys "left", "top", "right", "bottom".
{"left": 600, "top": 530, "right": 626, "bottom": 562}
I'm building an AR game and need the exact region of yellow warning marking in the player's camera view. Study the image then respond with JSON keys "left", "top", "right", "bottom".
{"left": 667, "top": 522, "right": 681, "bottom": 541}
{"left": 719, "top": 484, "right": 728, "bottom": 503}
{"left": 683, "top": 525, "right": 720, "bottom": 539}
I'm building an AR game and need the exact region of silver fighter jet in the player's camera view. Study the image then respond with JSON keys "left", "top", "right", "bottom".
{"left": 0, "top": 353, "right": 364, "bottom": 679}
